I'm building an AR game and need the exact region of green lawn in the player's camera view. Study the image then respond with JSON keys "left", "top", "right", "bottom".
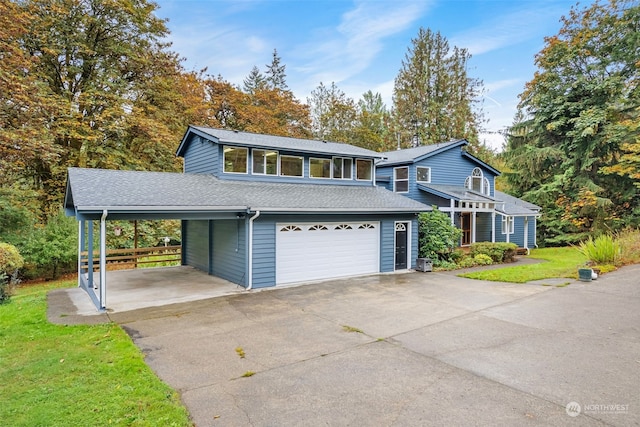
{"left": 0, "top": 280, "right": 192, "bottom": 427}
{"left": 458, "top": 247, "right": 590, "bottom": 283}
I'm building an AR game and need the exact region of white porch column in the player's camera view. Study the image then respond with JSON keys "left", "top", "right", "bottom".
{"left": 524, "top": 217, "right": 529, "bottom": 249}
{"left": 491, "top": 211, "right": 496, "bottom": 243}
{"left": 99, "top": 210, "right": 107, "bottom": 309}
{"left": 471, "top": 209, "right": 477, "bottom": 244}
{"left": 450, "top": 199, "right": 455, "bottom": 225}
{"left": 88, "top": 221, "right": 94, "bottom": 289}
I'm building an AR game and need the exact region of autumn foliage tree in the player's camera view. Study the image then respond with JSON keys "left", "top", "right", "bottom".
{"left": 504, "top": 0, "right": 640, "bottom": 244}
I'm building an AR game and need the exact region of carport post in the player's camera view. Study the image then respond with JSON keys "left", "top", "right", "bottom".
{"left": 99, "top": 210, "right": 107, "bottom": 309}
{"left": 87, "top": 221, "right": 94, "bottom": 289}
{"left": 77, "top": 220, "right": 84, "bottom": 288}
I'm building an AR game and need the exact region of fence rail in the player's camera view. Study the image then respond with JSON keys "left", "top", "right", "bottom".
{"left": 80, "top": 245, "right": 181, "bottom": 271}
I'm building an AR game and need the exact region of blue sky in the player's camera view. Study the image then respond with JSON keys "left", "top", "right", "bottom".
{"left": 153, "top": 0, "right": 589, "bottom": 149}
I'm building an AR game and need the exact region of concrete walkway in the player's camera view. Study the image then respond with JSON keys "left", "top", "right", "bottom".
{"left": 48, "top": 263, "right": 640, "bottom": 426}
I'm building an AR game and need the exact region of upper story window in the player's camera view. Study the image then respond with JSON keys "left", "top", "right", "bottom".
{"left": 280, "top": 155, "right": 303, "bottom": 177}
{"left": 394, "top": 167, "right": 409, "bottom": 193}
{"left": 356, "top": 159, "right": 372, "bottom": 181}
{"left": 416, "top": 166, "right": 431, "bottom": 183}
{"left": 465, "top": 167, "right": 490, "bottom": 195}
{"left": 333, "top": 157, "right": 353, "bottom": 179}
{"left": 223, "top": 146, "right": 248, "bottom": 174}
{"left": 253, "top": 149, "right": 278, "bottom": 175}
{"left": 310, "top": 158, "right": 331, "bottom": 179}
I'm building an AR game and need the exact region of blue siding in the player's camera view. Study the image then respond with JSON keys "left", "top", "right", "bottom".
{"left": 183, "top": 136, "right": 217, "bottom": 174}
{"left": 183, "top": 220, "right": 210, "bottom": 272}
{"left": 493, "top": 215, "right": 536, "bottom": 248}
{"left": 250, "top": 213, "right": 417, "bottom": 288}
{"left": 211, "top": 219, "right": 247, "bottom": 285}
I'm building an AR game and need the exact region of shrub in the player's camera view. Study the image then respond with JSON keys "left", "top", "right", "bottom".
{"left": 19, "top": 210, "right": 77, "bottom": 280}
{"left": 0, "top": 243, "right": 24, "bottom": 304}
{"left": 473, "top": 254, "right": 493, "bottom": 265}
{"left": 615, "top": 228, "right": 640, "bottom": 265}
{"left": 418, "top": 208, "right": 462, "bottom": 262}
{"left": 577, "top": 234, "right": 621, "bottom": 265}
{"left": 470, "top": 242, "right": 518, "bottom": 263}
{"left": 457, "top": 257, "right": 476, "bottom": 268}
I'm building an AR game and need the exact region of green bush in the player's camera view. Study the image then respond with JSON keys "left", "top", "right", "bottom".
{"left": 0, "top": 242, "right": 24, "bottom": 304}
{"left": 419, "top": 208, "right": 462, "bottom": 263}
{"left": 473, "top": 254, "right": 493, "bottom": 266}
{"left": 19, "top": 210, "right": 77, "bottom": 280}
{"left": 577, "top": 234, "right": 621, "bottom": 265}
{"left": 470, "top": 242, "right": 518, "bottom": 263}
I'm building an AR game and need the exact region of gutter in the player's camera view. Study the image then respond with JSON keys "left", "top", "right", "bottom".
{"left": 246, "top": 210, "right": 261, "bottom": 290}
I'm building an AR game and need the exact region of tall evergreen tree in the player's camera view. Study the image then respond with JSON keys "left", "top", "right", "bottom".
{"left": 243, "top": 65, "right": 267, "bottom": 94}
{"left": 352, "top": 91, "right": 393, "bottom": 152}
{"left": 265, "top": 48, "right": 288, "bottom": 91}
{"left": 392, "top": 28, "right": 484, "bottom": 148}
{"left": 504, "top": 0, "right": 640, "bottom": 244}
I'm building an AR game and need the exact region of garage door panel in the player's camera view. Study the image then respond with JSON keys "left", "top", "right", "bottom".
{"left": 276, "top": 222, "right": 379, "bottom": 284}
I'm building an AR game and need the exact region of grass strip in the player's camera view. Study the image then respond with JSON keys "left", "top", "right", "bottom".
{"left": 0, "top": 280, "right": 191, "bottom": 427}
{"left": 458, "top": 247, "right": 589, "bottom": 283}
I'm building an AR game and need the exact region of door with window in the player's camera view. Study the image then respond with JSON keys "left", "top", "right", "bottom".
{"left": 461, "top": 213, "right": 471, "bottom": 246}
{"left": 395, "top": 222, "right": 408, "bottom": 270}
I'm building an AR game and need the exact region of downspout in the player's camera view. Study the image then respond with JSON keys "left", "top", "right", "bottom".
{"left": 99, "top": 210, "right": 108, "bottom": 310}
{"left": 246, "top": 210, "right": 261, "bottom": 290}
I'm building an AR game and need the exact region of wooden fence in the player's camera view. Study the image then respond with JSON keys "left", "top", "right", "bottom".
{"left": 81, "top": 245, "right": 181, "bottom": 271}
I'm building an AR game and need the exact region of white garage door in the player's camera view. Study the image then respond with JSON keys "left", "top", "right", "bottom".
{"left": 276, "top": 222, "right": 380, "bottom": 285}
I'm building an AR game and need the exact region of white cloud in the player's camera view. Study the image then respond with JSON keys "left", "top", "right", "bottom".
{"left": 484, "top": 78, "right": 521, "bottom": 94}
{"left": 449, "top": 5, "right": 566, "bottom": 56}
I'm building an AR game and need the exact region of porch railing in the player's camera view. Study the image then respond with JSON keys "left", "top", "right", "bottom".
{"left": 80, "top": 245, "right": 181, "bottom": 271}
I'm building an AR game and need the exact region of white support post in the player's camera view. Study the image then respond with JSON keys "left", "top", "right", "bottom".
{"left": 77, "top": 220, "right": 84, "bottom": 288}
{"left": 88, "top": 221, "right": 94, "bottom": 289}
{"left": 471, "top": 210, "right": 477, "bottom": 244}
{"left": 491, "top": 211, "right": 496, "bottom": 243}
{"left": 450, "top": 199, "right": 455, "bottom": 225}
{"left": 99, "top": 210, "right": 107, "bottom": 310}
{"left": 524, "top": 217, "right": 529, "bottom": 249}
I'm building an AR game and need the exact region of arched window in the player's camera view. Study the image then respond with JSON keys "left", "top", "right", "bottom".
{"left": 466, "top": 167, "right": 490, "bottom": 195}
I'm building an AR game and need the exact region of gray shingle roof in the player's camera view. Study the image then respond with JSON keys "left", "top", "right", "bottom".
{"left": 378, "top": 139, "right": 466, "bottom": 166}
{"left": 418, "top": 184, "right": 498, "bottom": 203}
{"left": 186, "top": 126, "right": 383, "bottom": 159}
{"left": 66, "top": 168, "right": 429, "bottom": 215}
{"left": 494, "top": 190, "right": 541, "bottom": 216}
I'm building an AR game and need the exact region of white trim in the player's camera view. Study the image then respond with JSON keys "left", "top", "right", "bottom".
{"left": 251, "top": 149, "right": 278, "bottom": 176}
{"left": 222, "top": 146, "right": 249, "bottom": 174}
{"left": 355, "top": 158, "right": 373, "bottom": 181}
{"left": 332, "top": 157, "right": 353, "bottom": 180}
{"left": 279, "top": 154, "right": 304, "bottom": 178}
{"left": 99, "top": 210, "right": 107, "bottom": 309}
{"left": 309, "top": 157, "right": 332, "bottom": 179}
{"left": 394, "top": 220, "right": 411, "bottom": 270}
{"left": 416, "top": 166, "right": 431, "bottom": 184}
{"left": 393, "top": 166, "right": 409, "bottom": 193}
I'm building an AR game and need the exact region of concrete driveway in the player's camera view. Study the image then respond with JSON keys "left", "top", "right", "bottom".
{"left": 109, "top": 266, "right": 639, "bottom": 426}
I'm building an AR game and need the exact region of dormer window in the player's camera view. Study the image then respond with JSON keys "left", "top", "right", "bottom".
{"left": 356, "top": 159, "right": 372, "bottom": 181}
{"left": 465, "top": 167, "right": 490, "bottom": 195}
{"left": 223, "top": 146, "right": 248, "bottom": 174}
{"left": 280, "top": 155, "right": 303, "bottom": 177}
{"left": 310, "top": 158, "right": 331, "bottom": 179}
{"left": 253, "top": 149, "right": 278, "bottom": 175}
{"left": 333, "top": 157, "right": 352, "bottom": 179}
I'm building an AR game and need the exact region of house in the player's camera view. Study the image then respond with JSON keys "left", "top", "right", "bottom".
{"left": 375, "top": 140, "right": 540, "bottom": 250}
{"left": 65, "top": 126, "right": 429, "bottom": 310}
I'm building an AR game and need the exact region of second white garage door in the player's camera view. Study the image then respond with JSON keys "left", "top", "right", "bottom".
{"left": 275, "top": 222, "right": 380, "bottom": 285}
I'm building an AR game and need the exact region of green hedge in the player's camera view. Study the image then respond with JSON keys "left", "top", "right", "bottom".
{"left": 469, "top": 242, "right": 518, "bottom": 263}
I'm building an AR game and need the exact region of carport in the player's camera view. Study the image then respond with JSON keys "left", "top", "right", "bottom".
{"left": 64, "top": 168, "right": 252, "bottom": 311}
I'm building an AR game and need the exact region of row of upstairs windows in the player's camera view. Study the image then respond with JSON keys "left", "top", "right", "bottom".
{"left": 394, "top": 166, "right": 431, "bottom": 193}
{"left": 223, "top": 146, "right": 372, "bottom": 181}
